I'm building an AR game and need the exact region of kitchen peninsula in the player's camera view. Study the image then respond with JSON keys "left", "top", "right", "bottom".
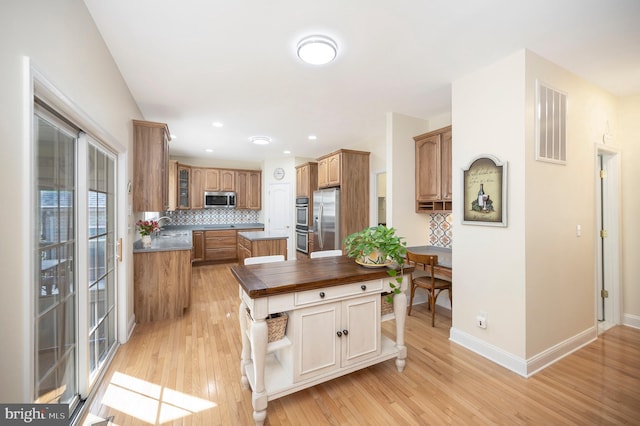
{"left": 231, "top": 256, "right": 412, "bottom": 425}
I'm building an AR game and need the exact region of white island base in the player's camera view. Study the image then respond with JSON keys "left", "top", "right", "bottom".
{"left": 238, "top": 276, "right": 408, "bottom": 426}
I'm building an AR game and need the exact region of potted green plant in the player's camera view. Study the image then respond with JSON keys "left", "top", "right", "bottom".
{"left": 343, "top": 225, "right": 407, "bottom": 300}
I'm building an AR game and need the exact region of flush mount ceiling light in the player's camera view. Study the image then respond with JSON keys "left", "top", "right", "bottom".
{"left": 250, "top": 136, "right": 271, "bottom": 145}
{"left": 296, "top": 35, "right": 338, "bottom": 65}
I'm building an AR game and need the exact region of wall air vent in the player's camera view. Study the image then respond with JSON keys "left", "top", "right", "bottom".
{"left": 535, "top": 81, "right": 567, "bottom": 164}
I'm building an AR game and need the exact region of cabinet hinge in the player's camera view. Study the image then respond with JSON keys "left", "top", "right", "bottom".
{"left": 600, "top": 169, "right": 607, "bottom": 179}
{"left": 600, "top": 229, "right": 608, "bottom": 238}
{"left": 601, "top": 289, "right": 609, "bottom": 299}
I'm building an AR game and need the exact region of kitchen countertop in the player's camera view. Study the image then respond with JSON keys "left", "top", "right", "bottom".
{"left": 237, "top": 231, "right": 289, "bottom": 241}
{"left": 133, "top": 223, "right": 265, "bottom": 253}
{"left": 133, "top": 231, "right": 193, "bottom": 253}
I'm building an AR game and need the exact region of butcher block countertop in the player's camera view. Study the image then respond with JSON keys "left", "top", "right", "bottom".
{"left": 230, "top": 255, "right": 413, "bottom": 298}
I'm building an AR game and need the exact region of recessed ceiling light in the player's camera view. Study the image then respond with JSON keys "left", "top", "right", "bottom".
{"left": 212, "top": 122, "right": 223, "bottom": 128}
{"left": 250, "top": 136, "right": 271, "bottom": 145}
{"left": 297, "top": 35, "right": 338, "bottom": 65}
{"left": 205, "top": 148, "right": 214, "bottom": 153}
{"left": 283, "top": 150, "right": 291, "bottom": 154}
{"left": 308, "top": 135, "right": 317, "bottom": 140}
{"left": 170, "top": 134, "right": 177, "bottom": 140}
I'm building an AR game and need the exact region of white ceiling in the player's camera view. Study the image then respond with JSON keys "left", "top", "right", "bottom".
{"left": 84, "top": 0, "right": 640, "bottom": 162}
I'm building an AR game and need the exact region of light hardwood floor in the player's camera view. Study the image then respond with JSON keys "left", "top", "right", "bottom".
{"left": 82, "top": 263, "right": 640, "bottom": 425}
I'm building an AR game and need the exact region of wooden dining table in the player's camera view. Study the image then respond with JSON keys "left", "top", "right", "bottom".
{"left": 405, "top": 245, "right": 452, "bottom": 280}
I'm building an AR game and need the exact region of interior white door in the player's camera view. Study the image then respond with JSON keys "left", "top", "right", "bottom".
{"left": 268, "top": 183, "right": 292, "bottom": 256}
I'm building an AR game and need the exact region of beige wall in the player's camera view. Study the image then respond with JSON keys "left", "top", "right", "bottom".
{"left": 451, "top": 50, "right": 528, "bottom": 358}
{"left": 619, "top": 95, "right": 640, "bottom": 324}
{"left": 450, "top": 48, "right": 637, "bottom": 374}
{"left": 523, "top": 51, "right": 619, "bottom": 356}
{"left": 0, "top": 0, "right": 141, "bottom": 401}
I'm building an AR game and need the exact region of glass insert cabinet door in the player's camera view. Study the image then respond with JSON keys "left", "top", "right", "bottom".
{"left": 34, "top": 107, "right": 118, "bottom": 415}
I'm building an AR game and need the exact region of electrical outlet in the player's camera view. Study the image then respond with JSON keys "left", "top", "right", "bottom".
{"left": 476, "top": 314, "right": 487, "bottom": 329}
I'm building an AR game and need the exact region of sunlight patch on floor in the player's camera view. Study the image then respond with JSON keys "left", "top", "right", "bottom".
{"left": 100, "top": 371, "right": 216, "bottom": 424}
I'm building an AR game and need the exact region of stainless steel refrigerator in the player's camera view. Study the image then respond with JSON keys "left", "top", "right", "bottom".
{"left": 313, "top": 188, "right": 341, "bottom": 251}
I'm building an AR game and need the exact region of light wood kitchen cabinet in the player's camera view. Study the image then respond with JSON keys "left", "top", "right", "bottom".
{"left": 190, "top": 168, "right": 204, "bottom": 209}
{"left": 237, "top": 232, "right": 287, "bottom": 264}
{"left": 236, "top": 170, "right": 262, "bottom": 210}
{"left": 192, "top": 231, "right": 204, "bottom": 262}
{"left": 177, "top": 164, "right": 191, "bottom": 209}
{"left": 318, "top": 154, "right": 341, "bottom": 188}
{"left": 316, "top": 149, "right": 370, "bottom": 247}
{"left": 295, "top": 162, "right": 317, "bottom": 198}
{"left": 168, "top": 160, "right": 178, "bottom": 211}
{"left": 132, "top": 119, "right": 170, "bottom": 212}
{"left": 134, "top": 249, "right": 191, "bottom": 323}
{"left": 204, "top": 168, "right": 234, "bottom": 191}
{"left": 204, "top": 229, "right": 237, "bottom": 261}
{"left": 293, "top": 293, "right": 381, "bottom": 382}
{"left": 413, "top": 125, "right": 452, "bottom": 212}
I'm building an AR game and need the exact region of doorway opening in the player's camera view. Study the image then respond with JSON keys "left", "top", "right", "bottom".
{"left": 595, "top": 146, "right": 621, "bottom": 335}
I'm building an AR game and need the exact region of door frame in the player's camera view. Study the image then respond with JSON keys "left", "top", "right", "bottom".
{"left": 26, "top": 58, "right": 130, "bottom": 404}
{"left": 594, "top": 143, "right": 622, "bottom": 333}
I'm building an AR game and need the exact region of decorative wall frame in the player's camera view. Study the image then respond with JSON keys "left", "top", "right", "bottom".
{"left": 462, "top": 155, "right": 508, "bottom": 227}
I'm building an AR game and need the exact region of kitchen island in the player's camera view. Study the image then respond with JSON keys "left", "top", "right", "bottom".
{"left": 230, "top": 256, "right": 412, "bottom": 425}
{"left": 237, "top": 231, "right": 288, "bottom": 263}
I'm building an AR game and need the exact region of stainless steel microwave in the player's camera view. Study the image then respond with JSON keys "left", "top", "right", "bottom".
{"left": 204, "top": 191, "right": 236, "bottom": 208}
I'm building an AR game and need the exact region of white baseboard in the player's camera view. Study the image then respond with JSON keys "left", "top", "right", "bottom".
{"left": 449, "top": 325, "right": 597, "bottom": 378}
{"left": 449, "top": 328, "right": 528, "bottom": 376}
{"left": 623, "top": 313, "right": 640, "bottom": 329}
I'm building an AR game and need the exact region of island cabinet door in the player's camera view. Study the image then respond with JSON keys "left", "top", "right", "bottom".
{"left": 293, "top": 301, "right": 341, "bottom": 382}
{"left": 292, "top": 294, "right": 381, "bottom": 382}
{"left": 341, "top": 294, "right": 381, "bottom": 367}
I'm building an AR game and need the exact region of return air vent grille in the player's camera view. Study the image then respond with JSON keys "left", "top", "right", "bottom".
{"left": 536, "top": 81, "right": 567, "bottom": 164}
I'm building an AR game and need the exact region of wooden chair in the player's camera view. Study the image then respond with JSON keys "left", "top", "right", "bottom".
{"left": 406, "top": 251, "right": 452, "bottom": 327}
{"left": 244, "top": 255, "right": 285, "bottom": 265}
{"left": 309, "top": 249, "right": 343, "bottom": 259}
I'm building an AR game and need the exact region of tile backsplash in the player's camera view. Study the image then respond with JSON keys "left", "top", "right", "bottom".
{"left": 428, "top": 213, "right": 452, "bottom": 248}
{"left": 165, "top": 209, "right": 260, "bottom": 225}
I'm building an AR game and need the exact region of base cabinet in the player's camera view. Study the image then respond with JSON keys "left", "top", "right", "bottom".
{"left": 293, "top": 294, "right": 380, "bottom": 382}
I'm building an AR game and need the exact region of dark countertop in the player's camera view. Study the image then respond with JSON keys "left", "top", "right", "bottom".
{"left": 237, "top": 231, "right": 289, "bottom": 241}
{"left": 133, "top": 231, "right": 193, "bottom": 253}
{"left": 133, "top": 223, "right": 265, "bottom": 253}
{"left": 231, "top": 255, "right": 413, "bottom": 298}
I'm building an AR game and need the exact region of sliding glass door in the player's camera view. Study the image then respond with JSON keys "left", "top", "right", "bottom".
{"left": 34, "top": 106, "right": 118, "bottom": 414}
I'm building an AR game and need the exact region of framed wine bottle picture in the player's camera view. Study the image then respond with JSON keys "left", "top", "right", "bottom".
{"left": 462, "top": 155, "right": 508, "bottom": 227}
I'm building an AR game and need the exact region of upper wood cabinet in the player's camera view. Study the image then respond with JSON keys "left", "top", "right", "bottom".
{"left": 236, "top": 170, "right": 262, "bottom": 210}
{"left": 413, "top": 125, "right": 452, "bottom": 212}
{"left": 132, "top": 119, "right": 170, "bottom": 212}
{"left": 204, "top": 168, "right": 235, "bottom": 192}
{"left": 190, "top": 168, "right": 204, "bottom": 209}
{"left": 177, "top": 164, "right": 191, "bottom": 209}
{"left": 168, "top": 160, "right": 178, "bottom": 211}
{"left": 316, "top": 149, "right": 370, "bottom": 246}
{"left": 295, "top": 162, "right": 318, "bottom": 198}
{"left": 318, "top": 153, "right": 341, "bottom": 188}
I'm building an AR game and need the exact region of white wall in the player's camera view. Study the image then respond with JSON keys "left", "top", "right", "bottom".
{"left": 619, "top": 95, "right": 640, "bottom": 327}
{"left": 450, "top": 51, "right": 528, "bottom": 359}
{"left": 0, "top": 0, "right": 141, "bottom": 401}
{"left": 387, "top": 112, "right": 430, "bottom": 246}
{"left": 523, "top": 51, "right": 619, "bottom": 357}
{"left": 450, "top": 48, "right": 636, "bottom": 376}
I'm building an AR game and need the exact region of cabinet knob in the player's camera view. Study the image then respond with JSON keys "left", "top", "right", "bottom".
{"left": 336, "top": 331, "right": 342, "bottom": 337}
{"left": 342, "top": 329, "right": 348, "bottom": 336}
{"left": 361, "top": 285, "right": 366, "bottom": 291}
{"left": 319, "top": 292, "right": 325, "bottom": 298}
